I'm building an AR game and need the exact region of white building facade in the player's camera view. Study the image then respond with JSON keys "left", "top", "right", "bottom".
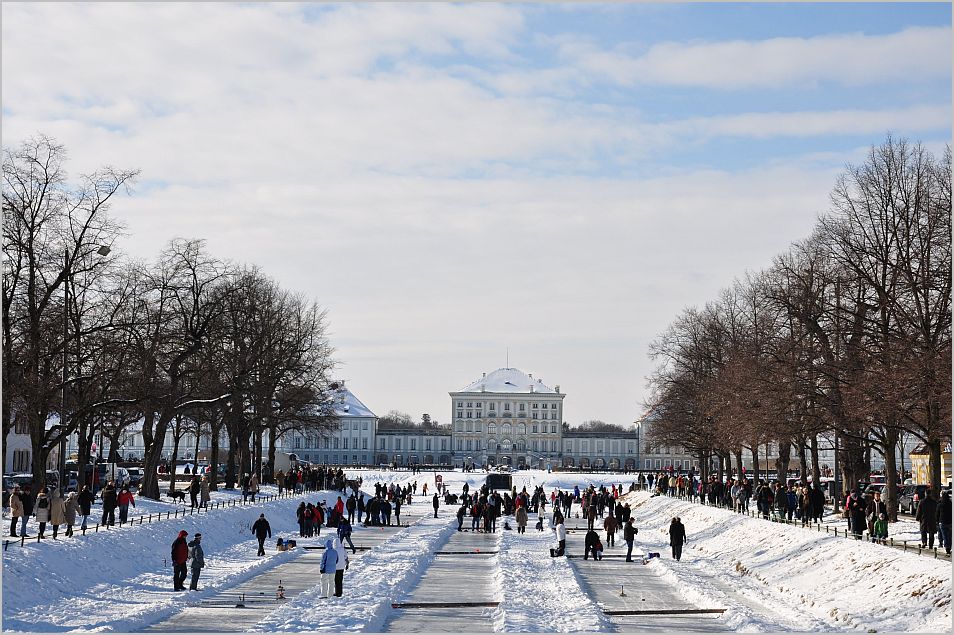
{"left": 449, "top": 368, "right": 565, "bottom": 468}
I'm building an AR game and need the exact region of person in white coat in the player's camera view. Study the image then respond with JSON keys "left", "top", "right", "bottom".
{"left": 332, "top": 536, "right": 349, "bottom": 597}
{"left": 550, "top": 519, "right": 566, "bottom": 557}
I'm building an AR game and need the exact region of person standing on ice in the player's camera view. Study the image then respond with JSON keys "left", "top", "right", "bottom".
{"left": 171, "top": 530, "right": 189, "bottom": 591}
{"left": 515, "top": 504, "right": 528, "bottom": 534}
{"left": 319, "top": 538, "right": 338, "bottom": 598}
{"left": 432, "top": 492, "right": 440, "bottom": 518}
{"left": 623, "top": 517, "right": 638, "bottom": 562}
{"left": 550, "top": 518, "right": 566, "bottom": 557}
{"left": 603, "top": 512, "right": 618, "bottom": 547}
{"left": 252, "top": 513, "right": 272, "bottom": 556}
{"left": 77, "top": 485, "right": 94, "bottom": 531}
{"left": 669, "top": 517, "right": 686, "bottom": 561}
{"left": 938, "top": 490, "right": 952, "bottom": 555}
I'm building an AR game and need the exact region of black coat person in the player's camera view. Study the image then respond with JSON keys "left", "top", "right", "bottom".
{"left": 357, "top": 494, "right": 365, "bottom": 523}
{"left": 252, "top": 514, "right": 272, "bottom": 556}
{"left": 100, "top": 483, "right": 118, "bottom": 525}
{"left": 583, "top": 528, "right": 600, "bottom": 560}
{"left": 669, "top": 517, "right": 686, "bottom": 561}
{"left": 432, "top": 493, "right": 440, "bottom": 518}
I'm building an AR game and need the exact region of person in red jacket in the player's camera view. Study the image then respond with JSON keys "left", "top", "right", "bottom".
{"left": 117, "top": 486, "right": 136, "bottom": 524}
{"left": 171, "top": 530, "right": 189, "bottom": 591}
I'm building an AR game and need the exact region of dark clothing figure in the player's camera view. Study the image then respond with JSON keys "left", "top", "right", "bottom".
{"left": 669, "top": 518, "right": 686, "bottom": 561}
{"left": 916, "top": 495, "right": 939, "bottom": 549}
{"left": 433, "top": 493, "right": 440, "bottom": 518}
{"left": 188, "top": 536, "right": 205, "bottom": 590}
{"left": 100, "top": 484, "right": 118, "bottom": 526}
{"left": 171, "top": 531, "right": 189, "bottom": 591}
{"left": 252, "top": 515, "right": 272, "bottom": 556}
{"left": 583, "top": 529, "right": 600, "bottom": 560}
{"left": 623, "top": 520, "right": 638, "bottom": 562}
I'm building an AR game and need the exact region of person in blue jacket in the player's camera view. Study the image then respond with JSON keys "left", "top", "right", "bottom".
{"left": 320, "top": 539, "right": 338, "bottom": 598}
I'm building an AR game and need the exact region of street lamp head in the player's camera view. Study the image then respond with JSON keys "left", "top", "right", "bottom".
{"left": 97, "top": 245, "right": 111, "bottom": 256}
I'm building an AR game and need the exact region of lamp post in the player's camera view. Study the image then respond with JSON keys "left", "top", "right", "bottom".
{"left": 59, "top": 245, "right": 111, "bottom": 492}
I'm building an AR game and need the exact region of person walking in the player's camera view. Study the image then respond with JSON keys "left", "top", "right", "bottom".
{"left": 117, "top": 486, "right": 136, "bottom": 524}
{"left": 669, "top": 517, "right": 687, "bottom": 561}
{"left": 200, "top": 477, "right": 211, "bottom": 509}
{"left": 319, "top": 538, "right": 338, "bottom": 598}
{"left": 346, "top": 494, "right": 356, "bottom": 524}
{"left": 100, "top": 481, "right": 118, "bottom": 526}
{"left": 8, "top": 486, "right": 23, "bottom": 537}
{"left": 604, "top": 513, "right": 618, "bottom": 547}
{"left": 432, "top": 492, "right": 440, "bottom": 518}
{"left": 252, "top": 513, "right": 272, "bottom": 556}
{"left": 623, "top": 517, "right": 638, "bottom": 562}
{"left": 77, "top": 485, "right": 94, "bottom": 531}
{"left": 937, "top": 490, "right": 952, "bottom": 555}
{"left": 189, "top": 476, "right": 201, "bottom": 509}
{"left": 188, "top": 533, "right": 205, "bottom": 590}
{"left": 64, "top": 491, "right": 79, "bottom": 537}
{"left": 916, "top": 490, "right": 939, "bottom": 549}
{"left": 35, "top": 488, "right": 51, "bottom": 539}
{"left": 171, "top": 530, "right": 189, "bottom": 591}
{"left": 17, "top": 486, "right": 33, "bottom": 537}
{"left": 333, "top": 535, "right": 349, "bottom": 597}
{"left": 847, "top": 491, "right": 867, "bottom": 540}
{"left": 49, "top": 489, "right": 66, "bottom": 539}
{"left": 515, "top": 505, "right": 528, "bottom": 534}
{"left": 456, "top": 503, "right": 467, "bottom": 531}
{"left": 394, "top": 496, "right": 402, "bottom": 526}
{"left": 337, "top": 518, "right": 356, "bottom": 554}
{"left": 249, "top": 473, "right": 260, "bottom": 503}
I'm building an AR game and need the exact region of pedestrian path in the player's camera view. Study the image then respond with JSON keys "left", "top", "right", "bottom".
{"left": 383, "top": 526, "right": 501, "bottom": 632}
{"left": 563, "top": 522, "right": 726, "bottom": 633}
{"left": 144, "top": 512, "right": 422, "bottom": 632}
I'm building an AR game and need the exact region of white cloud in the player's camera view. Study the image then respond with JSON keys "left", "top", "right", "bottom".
{"left": 556, "top": 26, "right": 953, "bottom": 89}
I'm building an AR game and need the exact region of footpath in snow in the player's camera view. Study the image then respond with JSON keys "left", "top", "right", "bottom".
{"left": 254, "top": 506, "right": 458, "bottom": 632}
{"left": 624, "top": 490, "right": 952, "bottom": 632}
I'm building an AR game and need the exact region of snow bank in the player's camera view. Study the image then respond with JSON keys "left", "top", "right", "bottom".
{"left": 252, "top": 513, "right": 459, "bottom": 632}
{"left": 2, "top": 490, "right": 339, "bottom": 632}
{"left": 625, "top": 491, "right": 952, "bottom": 632}
{"left": 492, "top": 527, "right": 611, "bottom": 632}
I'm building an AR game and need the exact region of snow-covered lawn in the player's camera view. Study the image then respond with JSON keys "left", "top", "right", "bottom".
{"left": 1, "top": 490, "right": 340, "bottom": 632}
{"left": 625, "top": 491, "right": 952, "bottom": 632}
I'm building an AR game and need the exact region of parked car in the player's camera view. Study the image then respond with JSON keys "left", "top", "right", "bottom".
{"left": 899, "top": 484, "right": 930, "bottom": 514}
{"left": 126, "top": 467, "right": 144, "bottom": 488}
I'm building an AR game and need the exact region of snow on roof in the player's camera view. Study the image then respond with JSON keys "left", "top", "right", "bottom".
{"left": 455, "top": 368, "right": 558, "bottom": 394}
{"left": 332, "top": 385, "right": 376, "bottom": 419}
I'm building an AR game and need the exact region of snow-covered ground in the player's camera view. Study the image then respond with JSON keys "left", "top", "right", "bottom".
{"left": 253, "top": 512, "right": 459, "bottom": 632}
{"left": 4, "top": 469, "right": 949, "bottom": 633}
{"left": 2, "top": 489, "right": 337, "bottom": 632}
{"left": 625, "top": 491, "right": 952, "bottom": 632}
{"left": 492, "top": 524, "right": 610, "bottom": 632}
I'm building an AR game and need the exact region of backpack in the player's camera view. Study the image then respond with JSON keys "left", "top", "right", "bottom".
{"left": 37, "top": 497, "right": 49, "bottom": 509}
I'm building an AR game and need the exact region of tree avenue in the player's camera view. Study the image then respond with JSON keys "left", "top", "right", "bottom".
{"left": 646, "top": 137, "right": 951, "bottom": 521}
{"left": 2, "top": 135, "right": 337, "bottom": 499}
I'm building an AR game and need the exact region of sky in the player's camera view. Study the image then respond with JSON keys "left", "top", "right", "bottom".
{"left": 2, "top": 2, "right": 951, "bottom": 428}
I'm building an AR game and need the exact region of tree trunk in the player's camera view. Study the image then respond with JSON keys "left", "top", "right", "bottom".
{"left": 254, "top": 426, "right": 264, "bottom": 483}
{"left": 750, "top": 444, "right": 760, "bottom": 484}
{"left": 225, "top": 433, "right": 237, "bottom": 489}
{"left": 716, "top": 452, "right": 724, "bottom": 483}
{"left": 193, "top": 424, "right": 202, "bottom": 469}
{"left": 883, "top": 428, "right": 900, "bottom": 522}
{"left": 776, "top": 439, "right": 792, "bottom": 484}
{"left": 734, "top": 450, "right": 744, "bottom": 482}
{"left": 927, "top": 438, "right": 943, "bottom": 492}
{"left": 107, "top": 429, "right": 122, "bottom": 463}
{"left": 209, "top": 420, "right": 221, "bottom": 491}
{"left": 797, "top": 439, "right": 808, "bottom": 486}
{"left": 168, "top": 417, "right": 182, "bottom": 494}
{"left": 139, "top": 408, "right": 169, "bottom": 500}
{"left": 698, "top": 450, "right": 708, "bottom": 488}
{"left": 267, "top": 424, "right": 278, "bottom": 485}
{"left": 809, "top": 434, "right": 821, "bottom": 487}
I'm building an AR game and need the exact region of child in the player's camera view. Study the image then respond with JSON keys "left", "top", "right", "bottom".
{"left": 873, "top": 513, "right": 888, "bottom": 545}
{"left": 594, "top": 539, "right": 604, "bottom": 561}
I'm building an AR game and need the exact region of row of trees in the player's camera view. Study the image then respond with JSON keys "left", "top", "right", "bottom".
{"left": 3, "top": 136, "right": 337, "bottom": 499}
{"left": 646, "top": 137, "right": 951, "bottom": 520}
